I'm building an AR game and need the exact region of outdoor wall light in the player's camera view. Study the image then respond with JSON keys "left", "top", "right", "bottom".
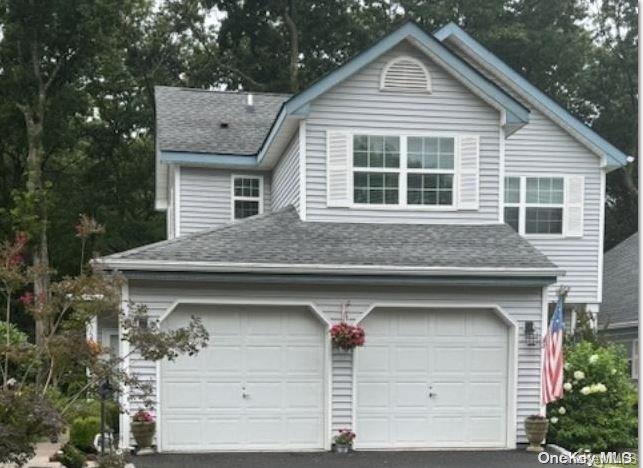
{"left": 524, "top": 321, "right": 538, "bottom": 346}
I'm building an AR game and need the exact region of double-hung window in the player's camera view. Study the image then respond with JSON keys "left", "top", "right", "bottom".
{"left": 407, "top": 137, "right": 455, "bottom": 206}
{"left": 353, "top": 135, "right": 400, "bottom": 205}
{"left": 232, "top": 175, "right": 263, "bottom": 220}
{"left": 352, "top": 134, "right": 455, "bottom": 207}
{"left": 504, "top": 176, "right": 565, "bottom": 235}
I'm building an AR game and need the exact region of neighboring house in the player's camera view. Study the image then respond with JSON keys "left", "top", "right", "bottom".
{"left": 598, "top": 233, "right": 639, "bottom": 380}
{"left": 92, "top": 21, "right": 630, "bottom": 452}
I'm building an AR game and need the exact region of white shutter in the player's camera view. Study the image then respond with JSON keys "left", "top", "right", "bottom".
{"left": 457, "top": 136, "right": 479, "bottom": 210}
{"left": 564, "top": 175, "right": 584, "bottom": 237}
{"left": 326, "top": 131, "right": 351, "bottom": 207}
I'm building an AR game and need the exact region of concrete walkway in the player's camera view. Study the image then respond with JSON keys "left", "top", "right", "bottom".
{"left": 133, "top": 450, "right": 561, "bottom": 468}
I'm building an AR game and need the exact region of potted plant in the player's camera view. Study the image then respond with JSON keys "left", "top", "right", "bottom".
{"left": 524, "top": 414, "right": 548, "bottom": 452}
{"left": 131, "top": 410, "right": 155, "bottom": 451}
{"left": 330, "top": 322, "right": 365, "bottom": 351}
{"left": 333, "top": 429, "right": 356, "bottom": 453}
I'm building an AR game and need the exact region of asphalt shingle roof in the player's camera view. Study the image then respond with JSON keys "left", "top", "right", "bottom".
{"left": 102, "top": 206, "right": 557, "bottom": 273}
{"left": 599, "top": 232, "right": 638, "bottom": 326}
{"left": 155, "top": 86, "right": 291, "bottom": 155}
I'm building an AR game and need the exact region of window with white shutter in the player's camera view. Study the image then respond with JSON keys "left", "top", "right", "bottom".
{"left": 457, "top": 136, "right": 479, "bottom": 210}
{"left": 325, "top": 132, "right": 480, "bottom": 211}
{"left": 502, "top": 175, "right": 584, "bottom": 238}
{"left": 326, "top": 131, "right": 351, "bottom": 207}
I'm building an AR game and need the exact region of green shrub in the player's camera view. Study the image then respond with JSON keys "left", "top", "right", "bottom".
{"left": 58, "top": 443, "right": 86, "bottom": 468}
{"left": 547, "top": 340, "right": 637, "bottom": 451}
{"left": 97, "top": 452, "right": 130, "bottom": 468}
{"left": 65, "top": 398, "right": 120, "bottom": 434}
{"left": 70, "top": 416, "right": 100, "bottom": 452}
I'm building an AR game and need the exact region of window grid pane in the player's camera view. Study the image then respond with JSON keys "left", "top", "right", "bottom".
{"left": 504, "top": 177, "right": 520, "bottom": 204}
{"left": 353, "top": 135, "right": 400, "bottom": 169}
{"left": 504, "top": 207, "right": 519, "bottom": 232}
{"left": 234, "top": 177, "right": 260, "bottom": 198}
{"left": 526, "top": 177, "right": 564, "bottom": 204}
{"left": 234, "top": 200, "right": 259, "bottom": 219}
{"left": 354, "top": 172, "right": 399, "bottom": 205}
{"left": 525, "top": 207, "right": 563, "bottom": 234}
{"left": 407, "top": 137, "right": 454, "bottom": 170}
{"left": 407, "top": 174, "right": 453, "bottom": 206}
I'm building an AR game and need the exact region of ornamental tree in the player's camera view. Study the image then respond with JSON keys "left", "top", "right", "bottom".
{"left": 0, "top": 216, "right": 210, "bottom": 464}
{"left": 547, "top": 340, "right": 637, "bottom": 451}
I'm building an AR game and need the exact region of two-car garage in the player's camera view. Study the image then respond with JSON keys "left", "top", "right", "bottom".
{"left": 157, "top": 303, "right": 512, "bottom": 452}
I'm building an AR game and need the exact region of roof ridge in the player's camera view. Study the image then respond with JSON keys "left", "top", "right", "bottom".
{"left": 154, "top": 85, "right": 292, "bottom": 97}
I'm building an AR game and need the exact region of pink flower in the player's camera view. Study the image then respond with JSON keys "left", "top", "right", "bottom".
{"left": 19, "top": 292, "right": 34, "bottom": 307}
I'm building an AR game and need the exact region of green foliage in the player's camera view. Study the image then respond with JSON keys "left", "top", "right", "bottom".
{"left": 0, "top": 387, "right": 64, "bottom": 466}
{"left": 70, "top": 416, "right": 101, "bottom": 453}
{"left": 0, "top": 321, "right": 28, "bottom": 345}
{"left": 58, "top": 443, "right": 87, "bottom": 468}
{"left": 65, "top": 398, "right": 120, "bottom": 434}
{"left": 547, "top": 340, "right": 637, "bottom": 451}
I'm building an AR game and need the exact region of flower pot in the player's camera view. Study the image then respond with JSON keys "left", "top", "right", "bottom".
{"left": 334, "top": 444, "right": 350, "bottom": 454}
{"left": 131, "top": 421, "right": 155, "bottom": 450}
{"left": 524, "top": 417, "right": 548, "bottom": 452}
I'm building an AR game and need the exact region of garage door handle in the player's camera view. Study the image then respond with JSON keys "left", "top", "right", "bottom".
{"left": 242, "top": 392, "right": 250, "bottom": 399}
{"left": 428, "top": 386, "right": 437, "bottom": 398}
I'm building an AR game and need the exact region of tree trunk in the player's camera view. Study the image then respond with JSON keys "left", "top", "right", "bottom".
{"left": 23, "top": 102, "right": 50, "bottom": 348}
{"left": 284, "top": 0, "right": 300, "bottom": 93}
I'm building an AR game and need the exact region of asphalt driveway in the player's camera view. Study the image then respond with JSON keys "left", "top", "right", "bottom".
{"left": 133, "top": 449, "right": 559, "bottom": 468}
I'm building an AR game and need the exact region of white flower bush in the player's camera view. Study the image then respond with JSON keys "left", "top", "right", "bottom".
{"left": 548, "top": 341, "right": 637, "bottom": 452}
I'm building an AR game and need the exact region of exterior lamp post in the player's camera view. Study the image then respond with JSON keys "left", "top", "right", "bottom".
{"left": 97, "top": 355, "right": 114, "bottom": 456}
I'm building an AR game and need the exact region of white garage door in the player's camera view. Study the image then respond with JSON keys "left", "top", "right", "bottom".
{"left": 355, "top": 308, "right": 508, "bottom": 449}
{"left": 160, "top": 305, "right": 326, "bottom": 451}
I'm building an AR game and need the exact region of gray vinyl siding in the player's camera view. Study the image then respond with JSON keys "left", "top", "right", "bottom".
{"left": 304, "top": 40, "right": 502, "bottom": 224}
{"left": 443, "top": 42, "right": 605, "bottom": 305}
{"left": 178, "top": 167, "right": 271, "bottom": 235}
{"left": 271, "top": 134, "right": 300, "bottom": 211}
{"left": 505, "top": 109, "right": 603, "bottom": 304}
{"left": 600, "top": 326, "right": 638, "bottom": 359}
{"left": 126, "top": 279, "right": 544, "bottom": 446}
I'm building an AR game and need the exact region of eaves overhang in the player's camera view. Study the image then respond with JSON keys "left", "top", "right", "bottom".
{"left": 434, "top": 22, "right": 630, "bottom": 170}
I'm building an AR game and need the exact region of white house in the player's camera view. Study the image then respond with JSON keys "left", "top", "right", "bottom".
{"left": 94, "top": 21, "right": 629, "bottom": 452}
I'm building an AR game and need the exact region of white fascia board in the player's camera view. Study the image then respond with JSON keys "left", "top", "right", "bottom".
{"left": 93, "top": 258, "right": 563, "bottom": 278}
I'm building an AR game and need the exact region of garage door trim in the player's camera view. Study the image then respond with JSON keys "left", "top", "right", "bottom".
{"left": 353, "top": 301, "right": 518, "bottom": 449}
{"left": 156, "top": 298, "right": 333, "bottom": 452}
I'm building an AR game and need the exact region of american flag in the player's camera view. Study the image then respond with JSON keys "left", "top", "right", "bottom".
{"left": 542, "top": 295, "right": 565, "bottom": 405}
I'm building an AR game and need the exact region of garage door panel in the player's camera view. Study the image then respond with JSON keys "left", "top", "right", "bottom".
{"left": 357, "top": 382, "right": 389, "bottom": 408}
{"left": 395, "top": 346, "right": 429, "bottom": 371}
{"left": 204, "top": 382, "right": 241, "bottom": 408}
{"left": 356, "top": 308, "right": 508, "bottom": 449}
{"left": 393, "top": 417, "right": 429, "bottom": 443}
{"left": 358, "top": 345, "right": 390, "bottom": 372}
{"left": 432, "top": 313, "right": 466, "bottom": 336}
{"left": 161, "top": 306, "right": 325, "bottom": 451}
{"left": 164, "top": 382, "right": 202, "bottom": 409}
{"left": 430, "top": 415, "right": 465, "bottom": 444}
{"left": 286, "top": 345, "right": 323, "bottom": 371}
{"left": 394, "top": 382, "right": 429, "bottom": 409}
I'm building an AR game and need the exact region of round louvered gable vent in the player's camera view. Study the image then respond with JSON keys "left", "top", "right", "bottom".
{"left": 380, "top": 56, "right": 431, "bottom": 93}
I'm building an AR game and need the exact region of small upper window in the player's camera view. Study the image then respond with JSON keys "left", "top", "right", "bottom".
{"left": 232, "top": 175, "right": 263, "bottom": 220}
{"left": 503, "top": 176, "right": 565, "bottom": 235}
{"left": 380, "top": 57, "right": 431, "bottom": 93}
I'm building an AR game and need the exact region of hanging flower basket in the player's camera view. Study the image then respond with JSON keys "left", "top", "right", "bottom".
{"left": 330, "top": 322, "right": 365, "bottom": 351}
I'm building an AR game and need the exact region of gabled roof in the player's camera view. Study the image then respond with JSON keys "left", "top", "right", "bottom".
{"left": 599, "top": 233, "right": 638, "bottom": 327}
{"left": 155, "top": 87, "right": 290, "bottom": 156}
{"left": 97, "top": 206, "right": 560, "bottom": 279}
{"left": 434, "top": 22, "right": 630, "bottom": 170}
